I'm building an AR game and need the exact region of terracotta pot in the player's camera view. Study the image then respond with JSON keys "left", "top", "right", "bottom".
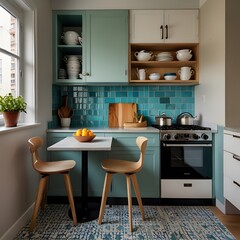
{"left": 3, "top": 111, "right": 20, "bottom": 127}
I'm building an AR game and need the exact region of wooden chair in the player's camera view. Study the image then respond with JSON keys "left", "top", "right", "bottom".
{"left": 98, "top": 136, "right": 148, "bottom": 232}
{"left": 28, "top": 137, "right": 77, "bottom": 231}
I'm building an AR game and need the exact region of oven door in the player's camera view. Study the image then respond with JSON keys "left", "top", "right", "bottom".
{"left": 161, "top": 141, "right": 212, "bottom": 179}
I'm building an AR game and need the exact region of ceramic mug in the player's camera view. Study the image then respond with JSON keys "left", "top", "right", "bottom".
{"left": 178, "top": 67, "right": 194, "bottom": 80}
{"left": 136, "top": 68, "right": 147, "bottom": 80}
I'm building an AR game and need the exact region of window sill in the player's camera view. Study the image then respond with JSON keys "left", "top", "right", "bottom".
{"left": 0, "top": 123, "right": 41, "bottom": 135}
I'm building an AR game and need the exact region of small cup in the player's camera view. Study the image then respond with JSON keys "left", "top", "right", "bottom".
{"left": 61, "top": 118, "right": 71, "bottom": 128}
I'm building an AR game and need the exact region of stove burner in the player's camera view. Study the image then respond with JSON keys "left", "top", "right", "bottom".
{"left": 152, "top": 124, "right": 211, "bottom": 131}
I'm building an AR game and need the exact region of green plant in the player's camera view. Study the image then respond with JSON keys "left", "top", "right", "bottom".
{"left": 0, "top": 93, "right": 27, "bottom": 113}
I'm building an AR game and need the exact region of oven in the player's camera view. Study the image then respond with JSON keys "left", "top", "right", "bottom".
{"left": 161, "top": 140, "right": 212, "bottom": 179}
{"left": 152, "top": 124, "right": 213, "bottom": 200}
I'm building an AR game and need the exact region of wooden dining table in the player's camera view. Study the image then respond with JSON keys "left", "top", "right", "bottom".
{"left": 47, "top": 136, "right": 113, "bottom": 222}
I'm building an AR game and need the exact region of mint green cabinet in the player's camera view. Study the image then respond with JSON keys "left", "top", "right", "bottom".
{"left": 47, "top": 131, "right": 160, "bottom": 198}
{"left": 105, "top": 133, "right": 160, "bottom": 198}
{"left": 85, "top": 10, "right": 128, "bottom": 83}
{"left": 52, "top": 10, "right": 128, "bottom": 85}
{"left": 52, "top": 11, "right": 86, "bottom": 84}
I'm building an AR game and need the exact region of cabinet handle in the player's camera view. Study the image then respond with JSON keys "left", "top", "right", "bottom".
{"left": 233, "top": 154, "right": 240, "bottom": 161}
{"left": 160, "top": 25, "right": 164, "bottom": 39}
{"left": 81, "top": 73, "right": 90, "bottom": 76}
{"left": 165, "top": 25, "right": 168, "bottom": 39}
{"left": 233, "top": 134, "right": 240, "bottom": 139}
{"left": 233, "top": 181, "right": 240, "bottom": 188}
{"left": 184, "top": 183, "right": 192, "bottom": 187}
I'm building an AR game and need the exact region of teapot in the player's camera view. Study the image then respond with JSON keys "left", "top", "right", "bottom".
{"left": 134, "top": 50, "right": 153, "bottom": 61}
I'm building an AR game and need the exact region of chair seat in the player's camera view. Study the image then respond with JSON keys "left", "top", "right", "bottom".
{"left": 35, "top": 160, "right": 76, "bottom": 175}
{"left": 102, "top": 159, "right": 140, "bottom": 174}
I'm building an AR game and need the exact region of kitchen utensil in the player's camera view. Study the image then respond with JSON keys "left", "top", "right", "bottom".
{"left": 60, "top": 95, "right": 72, "bottom": 118}
{"left": 134, "top": 50, "right": 153, "bottom": 61}
{"left": 149, "top": 73, "right": 160, "bottom": 80}
{"left": 177, "top": 112, "right": 195, "bottom": 125}
{"left": 163, "top": 73, "right": 177, "bottom": 80}
{"left": 61, "top": 31, "right": 80, "bottom": 45}
{"left": 178, "top": 67, "right": 194, "bottom": 80}
{"left": 108, "top": 103, "right": 137, "bottom": 127}
{"left": 155, "top": 113, "right": 173, "bottom": 126}
{"left": 176, "top": 49, "right": 192, "bottom": 61}
{"left": 136, "top": 68, "right": 147, "bottom": 80}
{"left": 58, "top": 108, "right": 64, "bottom": 118}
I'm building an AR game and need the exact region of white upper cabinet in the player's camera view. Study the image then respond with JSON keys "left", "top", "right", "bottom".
{"left": 130, "top": 10, "right": 199, "bottom": 43}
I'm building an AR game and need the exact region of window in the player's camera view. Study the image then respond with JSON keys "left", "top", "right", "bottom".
{"left": 0, "top": 0, "right": 36, "bottom": 126}
{"left": 0, "top": 5, "right": 19, "bottom": 98}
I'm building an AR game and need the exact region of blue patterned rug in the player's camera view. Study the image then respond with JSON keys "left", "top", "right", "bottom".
{"left": 15, "top": 205, "right": 236, "bottom": 240}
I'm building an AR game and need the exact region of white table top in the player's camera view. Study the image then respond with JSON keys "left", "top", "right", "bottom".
{"left": 47, "top": 136, "right": 113, "bottom": 151}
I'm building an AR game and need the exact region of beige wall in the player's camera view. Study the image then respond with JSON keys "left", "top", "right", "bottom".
{"left": 51, "top": 0, "right": 199, "bottom": 10}
{"left": 196, "top": 0, "right": 225, "bottom": 125}
{"left": 0, "top": 0, "right": 52, "bottom": 238}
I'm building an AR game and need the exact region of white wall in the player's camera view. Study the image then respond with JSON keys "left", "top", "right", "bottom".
{"left": 0, "top": 0, "right": 52, "bottom": 238}
{"left": 51, "top": 0, "right": 199, "bottom": 10}
{"left": 196, "top": 0, "right": 225, "bottom": 125}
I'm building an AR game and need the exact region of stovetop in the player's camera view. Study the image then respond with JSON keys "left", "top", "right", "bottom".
{"left": 152, "top": 124, "right": 211, "bottom": 131}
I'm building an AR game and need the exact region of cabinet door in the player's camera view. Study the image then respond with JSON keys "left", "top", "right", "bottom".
{"left": 85, "top": 10, "right": 128, "bottom": 83}
{"left": 130, "top": 10, "right": 164, "bottom": 43}
{"left": 164, "top": 10, "right": 199, "bottom": 43}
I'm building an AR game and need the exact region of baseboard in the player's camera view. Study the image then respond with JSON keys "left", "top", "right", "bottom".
{"left": 0, "top": 203, "right": 34, "bottom": 240}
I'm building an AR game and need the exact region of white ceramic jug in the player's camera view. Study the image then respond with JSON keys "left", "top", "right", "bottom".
{"left": 136, "top": 68, "right": 147, "bottom": 80}
{"left": 178, "top": 67, "right": 194, "bottom": 80}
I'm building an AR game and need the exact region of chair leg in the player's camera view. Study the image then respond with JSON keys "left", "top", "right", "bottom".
{"left": 131, "top": 174, "right": 145, "bottom": 220}
{"left": 126, "top": 175, "right": 133, "bottom": 232}
{"left": 63, "top": 173, "right": 77, "bottom": 226}
{"left": 41, "top": 177, "right": 49, "bottom": 210}
{"left": 98, "top": 172, "right": 112, "bottom": 225}
{"left": 30, "top": 175, "right": 49, "bottom": 231}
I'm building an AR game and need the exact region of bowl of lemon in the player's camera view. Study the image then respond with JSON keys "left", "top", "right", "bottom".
{"left": 73, "top": 128, "right": 96, "bottom": 142}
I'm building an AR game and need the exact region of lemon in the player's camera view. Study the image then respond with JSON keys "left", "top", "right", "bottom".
{"left": 76, "top": 129, "right": 82, "bottom": 136}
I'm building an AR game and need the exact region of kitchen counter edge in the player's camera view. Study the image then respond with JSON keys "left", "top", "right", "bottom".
{"left": 47, "top": 126, "right": 159, "bottom": 133}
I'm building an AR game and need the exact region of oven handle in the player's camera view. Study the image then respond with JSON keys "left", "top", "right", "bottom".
{"left": 163, "top": 143, "right": 212, "bottom": 147}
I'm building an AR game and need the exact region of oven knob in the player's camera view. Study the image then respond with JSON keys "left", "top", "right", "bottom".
{"left": 163, "top": 134, "right": 171, "bottom": 140}
{"left": 193, "top": 134, "right": 200, "bottom": 140}
{"left": 184, "top": 133, "right": 190, "bottom": 138}
{"left": 201, "top": 133, "right": 209, "bottom": 140}
{"left": 174, "top": 134, "right": 179, "bottom": 140}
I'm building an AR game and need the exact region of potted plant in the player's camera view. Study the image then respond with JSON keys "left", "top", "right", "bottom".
{"left": 0, "top": 93, "right": 27, "bottom": 127}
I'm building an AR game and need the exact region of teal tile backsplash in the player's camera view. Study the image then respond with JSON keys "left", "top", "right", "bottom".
{"left": 50, "top": 85, "right": 195, "bottom": 128}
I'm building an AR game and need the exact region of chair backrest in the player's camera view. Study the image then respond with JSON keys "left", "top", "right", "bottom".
{"left": 28, "top": 137, "right": 44, "bottom": 173}
{"left": 135, "top": 136, "right": 148, "bottom": 171}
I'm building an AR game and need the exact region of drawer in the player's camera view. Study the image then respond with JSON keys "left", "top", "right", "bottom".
{"left": 161, "top": 179, "right": 212, "bottom": 198}
{"left": 224, "top": 151, "right": 240, "bottom": 182}
{"left": 224, "top": 133, "right": 240, "bottom": 156}
{"left": 224, "top": 175, "right": 240, "bottom": 210}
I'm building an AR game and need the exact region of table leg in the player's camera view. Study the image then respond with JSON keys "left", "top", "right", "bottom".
{"left": 69, "top": 150, "right": 100, "bottom": 223}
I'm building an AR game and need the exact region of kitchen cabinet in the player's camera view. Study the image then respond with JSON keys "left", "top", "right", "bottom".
{"left": 129, "top": 43, "right": 199, "bottom": 85}
{"left": 52, "top": 10, "right": 128, "bottom": 85}
{"left": 47, "top": 131, "right": 160, "bottom": 198}
{"left": 224, "top": 129, "right": 240, "bottom": 210}
{"left": 52, "top": 10, "right": 86, "bottom": 85}
{"left": 130, "top": 10, "right": 199, "bottom": 43}
{"left": 84, "top": 10, "right": 128, "bottom": 84}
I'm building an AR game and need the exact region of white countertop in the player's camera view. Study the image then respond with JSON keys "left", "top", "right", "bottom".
{"left": 47, "top": 136, "right": 113, "bottom": 151}
{"left": 47, "top": 126, "right": 159, "bottom": 133}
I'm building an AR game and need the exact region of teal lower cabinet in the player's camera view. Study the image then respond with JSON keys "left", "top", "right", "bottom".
{"left": 47, "top": 131, "right": 160, "bottom": 199}
{"left": 105, "top": 133, "right": 160, "bottom": 198}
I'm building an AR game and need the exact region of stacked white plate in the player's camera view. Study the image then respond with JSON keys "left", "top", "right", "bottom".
{"left": 64, "top": 55, "right": 81, "bottom": 79}
{"left": 156, "top": 52, "right": 173, "bottom": 61}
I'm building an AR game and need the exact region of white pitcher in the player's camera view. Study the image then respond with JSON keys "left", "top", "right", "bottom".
{"left": 136, "top": 68, "right": 147, "bottom": 80}
{"left": 178, "top": 67, "right": 194, "bottom": 80}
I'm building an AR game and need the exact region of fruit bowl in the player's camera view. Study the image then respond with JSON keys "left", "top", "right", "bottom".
{"left": 73, "top": 134, "right": 96, "bottom": 142}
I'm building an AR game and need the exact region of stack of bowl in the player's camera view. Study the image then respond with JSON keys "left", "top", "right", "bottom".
{"left": 156, "top": 52, "right": 173, "bottom": 61}
{"left": 64, "top": 55, "right": 81, "bottom": 79}
{"left": 176, "top": 49, "right": 192, "bottom": 61}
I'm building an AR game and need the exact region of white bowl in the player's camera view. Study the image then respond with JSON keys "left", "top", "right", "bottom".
{"left": 164, "top": 75, "right": 177, "bottom": 80}
{"left": 176, "top": 53, "right": 192, "bottom": 61}
{"left": 62, "top": 31, "right": 80, "bottom": 45}
{"left": 149, "top": 73, "right": 160, "bottom": 80}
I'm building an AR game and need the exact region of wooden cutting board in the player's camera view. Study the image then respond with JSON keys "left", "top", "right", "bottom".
{"left": 108, "top": 103, "right": 137, "bottom": 127}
